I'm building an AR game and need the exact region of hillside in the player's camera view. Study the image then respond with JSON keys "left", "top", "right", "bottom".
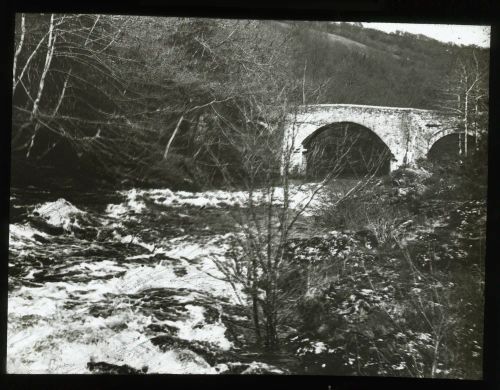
{"left": 276, "top": 20, "right": 489, "bottom": 109}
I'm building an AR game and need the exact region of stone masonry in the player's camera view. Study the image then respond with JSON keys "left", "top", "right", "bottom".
{"left": 283, "top": 104, "right": 460, "bottom": 175}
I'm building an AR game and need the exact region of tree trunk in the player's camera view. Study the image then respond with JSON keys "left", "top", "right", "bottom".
{"left": 464, "top": 88, "right": 469, "bottom": 156}
{"left": 163, "top": 114, "right": 184, "bottom": 160}
{"left": 474, "top": 100, "right": 479, "bottom": 150}
{"left": 12, "top": 13, "right": 26, "bottom": 94}
{"left": 302, "top": 59, "right": 307, "bottom": 105}
{"left": 27, "top": 14, "right": 56, "bottom": 159}
{"left": 31, "top": 14, "right": 56, "bottom": 122}
{"left": 265, "top": 308, "right": 278, "bottom": 351}
{"left": 251, "top": 292, "right": 262, "bottom": 344}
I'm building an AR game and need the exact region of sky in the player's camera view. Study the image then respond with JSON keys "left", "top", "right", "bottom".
{"left": 360, "top": 23, "right": 491, "bottom": 48}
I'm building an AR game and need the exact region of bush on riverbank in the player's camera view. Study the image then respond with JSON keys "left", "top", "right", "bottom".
{"left": 279, "top": 164, "right": 486, "bottom": 378}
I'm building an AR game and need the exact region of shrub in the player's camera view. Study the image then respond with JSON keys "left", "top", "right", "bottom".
{"left": 315, "top": 181, "right": 412, "bottom": 248}
{"left": 418, "top": 137, "right": 487, "bottom": 201}
{"left": 294, "top": 159, "right": 486, "bottom": 378}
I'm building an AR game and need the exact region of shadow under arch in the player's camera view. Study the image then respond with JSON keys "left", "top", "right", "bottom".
{"left": 302, "top": 121, "right": 393, "bottom": 180}
{"left": 428, "top": 133, "right": 477, "bottom": 164}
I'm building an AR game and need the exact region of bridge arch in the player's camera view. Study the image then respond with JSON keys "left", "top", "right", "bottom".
{"left": 301, "top": 121, "right": 394, "bottom": 179}
{"left": 427, "top": 127, "right": 464, "bottom": 152}
{"left": 428, "top": 132, "right": 476, "bottom": 163}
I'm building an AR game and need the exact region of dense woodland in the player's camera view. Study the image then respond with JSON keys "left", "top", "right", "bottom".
{"left": 11, "top": 15, "right": 489, "bottom": 190}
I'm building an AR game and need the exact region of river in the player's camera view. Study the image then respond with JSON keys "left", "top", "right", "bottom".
{"left": 7, "top": 184, "right": 325, "bottom": 374}
{"left": 8, "top": 178, "right": 486, "bottom": 377}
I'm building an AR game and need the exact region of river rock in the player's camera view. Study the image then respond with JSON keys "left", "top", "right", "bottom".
{"left": 87, "top": 361, "right": 148, "bottom": 374}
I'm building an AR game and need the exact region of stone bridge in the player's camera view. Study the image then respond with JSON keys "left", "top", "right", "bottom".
{"left": 283, "top": 104, "right": 460, "bottom": 175}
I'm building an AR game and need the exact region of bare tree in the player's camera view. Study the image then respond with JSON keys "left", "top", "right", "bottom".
{"left": 210, "top": 107, "right": 391, "bottom": 351}
{"left": 169, "top": 19, "right": 397, "bottom": 351}
{"left": 201, "top": 49, "right": 390, "bottom": 348}
{"left": 437, "top": 49, "right": 489, "bottom": 156}
{"left": 11, "top": 13, "right": 139, "bottom": 170}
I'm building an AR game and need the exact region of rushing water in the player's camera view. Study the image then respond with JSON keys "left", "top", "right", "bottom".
{"left": 8, "top": 186, "right": 307, "bottom": 374}
{"left": 8, "top": 180, "right": 487, "bottom": 377}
